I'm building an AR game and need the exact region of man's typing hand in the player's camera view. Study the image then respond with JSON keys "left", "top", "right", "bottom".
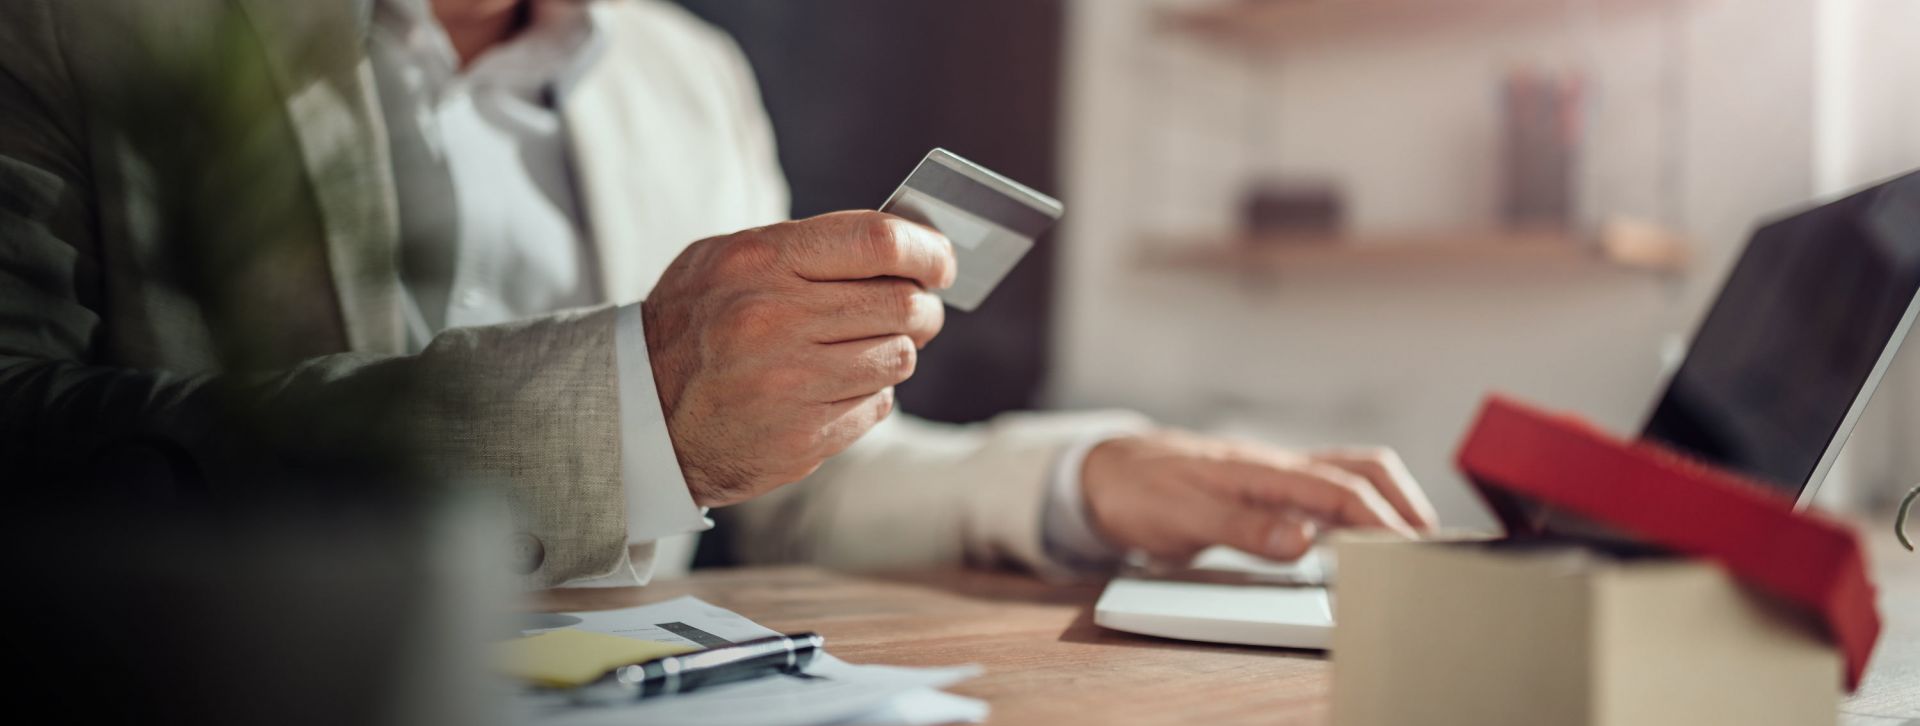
{"left": 1079, "top": 431, "right": 1439, "bottom": 562}
{"left": 643, "top": 211, "right": 956, "bottom": 507}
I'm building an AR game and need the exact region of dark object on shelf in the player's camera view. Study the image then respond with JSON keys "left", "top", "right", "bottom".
{"left": 1500, "top": 67, "right": 1583, "bottom": 229}
{"left": 1241, "top": 179, "right": 1346, "bottom": 242}
{"left": 1900, "top": 484, "right": 1918, "bottom": 551}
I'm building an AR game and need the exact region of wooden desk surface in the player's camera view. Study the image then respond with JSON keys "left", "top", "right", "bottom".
{"left": 540, "top": 530, "right": 1920, "bottom": 725}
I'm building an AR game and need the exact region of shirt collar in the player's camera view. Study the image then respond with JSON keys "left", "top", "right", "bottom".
{"left": 370, "top": 0, "right": 603, "bottom": 102}
{"left": 372, "top": 0, "right": 599, "bottom": 45}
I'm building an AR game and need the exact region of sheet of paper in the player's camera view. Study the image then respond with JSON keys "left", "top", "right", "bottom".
{"left": 517, "top": 596, "right": 987, "bottom": 726}
{"left": 848, "top": 688, "right": 992, "bottom": 726}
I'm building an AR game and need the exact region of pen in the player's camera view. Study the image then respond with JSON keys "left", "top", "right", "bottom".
{"left": 570, "top": 632, "right": 825, "bottom": 704}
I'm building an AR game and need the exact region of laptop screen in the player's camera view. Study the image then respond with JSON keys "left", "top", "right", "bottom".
{"left": 1641, "top": 172, "right": 1920, "bottom": 497}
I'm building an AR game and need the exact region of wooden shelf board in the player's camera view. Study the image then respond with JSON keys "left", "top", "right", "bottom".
{"left": 1157, "top": 0, "right": 1681, "bottom": 52}
{"left": 1138, "top": 230, "right": 1685, "bottom": 275}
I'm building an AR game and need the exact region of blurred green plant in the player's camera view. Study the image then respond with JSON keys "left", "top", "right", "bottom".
{"left": 82, "top": 5, "right": 430, "bottom": 495}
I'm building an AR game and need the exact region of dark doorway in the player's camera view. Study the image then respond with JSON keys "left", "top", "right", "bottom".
{"left": 671, "top": 0, "right": 1068, "bottom": 425}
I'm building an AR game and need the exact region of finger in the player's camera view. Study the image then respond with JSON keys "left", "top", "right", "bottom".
{"left": 1315, "top": 449, "right": 1440, "bottom": 531}
{"left": 1157, "top": 494, "right": 1317, "bottom": 562}
{"left": 803, "top": 278, "right": 946, "bottom": 348}
{"left": 1288, "top": 461, "right": 1417, "bottom": 535}
{"left": 814, "top": 386, "right": 896, "bottom": 460}
{"left": 1202, "top": 457, "right": 1416, "bottom": 536}
{"left": 776, "top": 211, "right": 957, "bottom": 289}
{"left": 1223, "top": 510, "right": 1317, "bottom": 562}
{"left": 806, "top": 335, "right": 918, "bottom": 403}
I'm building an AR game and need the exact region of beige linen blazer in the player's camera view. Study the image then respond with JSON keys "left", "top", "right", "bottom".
{"left": 0, "top": 0, "right": 1136, "bottom": 586}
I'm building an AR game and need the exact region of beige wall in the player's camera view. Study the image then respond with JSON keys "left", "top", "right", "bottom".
{"left": 1814, "top": 0, "right": 1920, "bottom": 509}
{"left": 1051, "top": 0, "right": 1875, "bottom": 529}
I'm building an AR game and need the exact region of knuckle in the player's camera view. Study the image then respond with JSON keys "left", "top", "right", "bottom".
{"left": 770, "top": 427, "right": 821, "bottom": 460}
{"left": 883, "top": 337, "right": 917, "bottom": 382}
{"left": 757, "top": 367, "right": 809, "bottom": 398}
{"left": 711, "top": 234, "right": 776, "bottom": 277}
{"left": 885, "top": 280, "right": 921, "bottom": 323}
{"left": 848, "top": 338, "right": 916, "bottom": 387}
{"left": 726, "top": 295, "right": 788, "bottom": 337}
{"left": 856, "top": 215, "right": 906, "bottom": 266}
{"left": 915, "top": 293, "right": 945, "bottom": 339}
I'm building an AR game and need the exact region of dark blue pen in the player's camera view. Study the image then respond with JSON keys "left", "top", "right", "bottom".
{"left": 570, "top": 632, "right": 824, "bottom": 704}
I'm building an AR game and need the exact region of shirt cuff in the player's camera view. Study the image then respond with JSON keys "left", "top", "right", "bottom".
{"left": 1040, "top": 430, "right": 1135, "bottom": 573}
{"left": 614, "top": 302, "right": 712, "bottom": 543}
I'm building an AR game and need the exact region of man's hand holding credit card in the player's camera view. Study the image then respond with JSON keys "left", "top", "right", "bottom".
{"left": 639, "top": 148, "right": 1059, "bottom": 506}
{"left": 881, "top": 148, "right": 1064, "bottom": 311}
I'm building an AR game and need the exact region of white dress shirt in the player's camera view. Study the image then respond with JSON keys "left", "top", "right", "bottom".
{"left": 366, "top": 0, "right": 1120, "bottom": 583}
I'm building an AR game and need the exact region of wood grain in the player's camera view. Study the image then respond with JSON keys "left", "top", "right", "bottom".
{"left": 539, "top": 524, "right": 1920, "bottom": 725}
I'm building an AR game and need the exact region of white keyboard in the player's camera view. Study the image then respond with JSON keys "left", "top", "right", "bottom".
{"left": 1092, "top": 546, "right": 1336, "bottom": 650}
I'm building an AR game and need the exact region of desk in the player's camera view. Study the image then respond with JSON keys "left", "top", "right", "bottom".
{"left": 541, "top": 529, "right": 1920, "bottom": 725}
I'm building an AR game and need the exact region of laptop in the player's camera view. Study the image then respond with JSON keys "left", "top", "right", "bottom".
{"left": 1094, "top": 170, "right": 1920, "bottom": 649}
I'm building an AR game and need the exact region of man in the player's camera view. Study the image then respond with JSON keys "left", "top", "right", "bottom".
{"left": 0, "top": 0, "right": 1436, "bottom": 588}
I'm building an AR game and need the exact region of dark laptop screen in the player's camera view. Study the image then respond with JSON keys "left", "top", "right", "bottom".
{"left": 1641, "top": 172, "right": 1920, "bottom": 495}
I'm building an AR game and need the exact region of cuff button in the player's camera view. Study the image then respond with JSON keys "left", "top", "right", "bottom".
{"left": 510, "top": 533, "right": 545, "bottom": 574}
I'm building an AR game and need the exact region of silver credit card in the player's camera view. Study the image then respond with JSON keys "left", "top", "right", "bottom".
{"left": 879, "top": 148, "right": 1064, "bottom": 311}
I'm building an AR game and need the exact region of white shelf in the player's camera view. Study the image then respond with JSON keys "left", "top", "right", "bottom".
{"left": 1137, "top": 228, "right": 1687, "bottom": 276}
{"left": 1156, "top": 0, "right": 1682, "bottom": 52}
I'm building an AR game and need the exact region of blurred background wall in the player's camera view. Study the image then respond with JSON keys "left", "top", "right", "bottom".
{"left": 1056, "top": 0, "right": 1920, "bottom": 529}
{"left": 680, "top": 0, "right": 1920, "bottom": 531}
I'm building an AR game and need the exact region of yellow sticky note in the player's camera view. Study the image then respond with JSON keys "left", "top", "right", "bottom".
{"left": 497, "top": 629, "right": 698, "bottom": 689}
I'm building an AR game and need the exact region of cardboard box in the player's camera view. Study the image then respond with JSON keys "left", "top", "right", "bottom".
{"left": 1330, "top": 535, "right": 1842, "bottom": 726}
{"left": 1455, "top": 396, "right": 1880, "bottom": 687}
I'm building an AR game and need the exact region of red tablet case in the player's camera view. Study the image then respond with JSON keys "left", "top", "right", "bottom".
{"left": 1456, "top": 395, "right": 1882, "bottom": 691}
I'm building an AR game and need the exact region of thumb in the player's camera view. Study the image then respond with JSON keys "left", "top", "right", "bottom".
{"left": 1221, "top": 509, "right": 1317, "bottom": 562}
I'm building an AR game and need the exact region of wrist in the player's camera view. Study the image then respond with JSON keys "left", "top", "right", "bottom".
{"left": 1067, "top": 435, "right": 1144, "bottom": 556}
{"left": 1079, "top": 435, "right": 1143, "bottom": 538}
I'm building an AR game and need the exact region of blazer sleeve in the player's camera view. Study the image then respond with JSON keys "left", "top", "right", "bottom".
{"left": 721, "top": 410, "right": 1151, "bottom": 574}
{"left": 0, "top": 0, "right": 630, "bottom": 588}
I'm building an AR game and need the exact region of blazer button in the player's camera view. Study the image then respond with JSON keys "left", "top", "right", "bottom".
{"left": 510, "top": 534, "right": 545, "bottom": 574}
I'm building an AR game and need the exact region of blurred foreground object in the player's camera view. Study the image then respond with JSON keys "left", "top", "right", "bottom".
{"left": 1332, "top": 396, "right": 1881, "bottom": 725}
{"left": 0, "top": 491, "right": 512, "bottom": 726}
{"left": 1333, "top": 536, "right": 1841, "bottom": 726}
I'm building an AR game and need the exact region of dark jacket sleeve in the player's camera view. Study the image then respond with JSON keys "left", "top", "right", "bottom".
{"left": 0, "top": 0, "right": 631, "bottom": 586}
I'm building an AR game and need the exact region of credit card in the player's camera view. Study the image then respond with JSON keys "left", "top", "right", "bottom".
{"left": 880, "top": 148, "right": 1064, "bottom": 311}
